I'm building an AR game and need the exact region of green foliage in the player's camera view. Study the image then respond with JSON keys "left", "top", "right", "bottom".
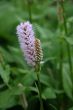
{"left": 0, "top": 0, "right": 73, "bottom": 110}
{"left": 42, "top": 87, "right": 56, "bottom": 99}
{"left": 62, "top": 64, "right": 72, "bottom": 99}
{"left": 69, "top": 107, "right": 73, "bottom": 110}
{"left": 0, "top": 64, "right": 10, "bottom": 84}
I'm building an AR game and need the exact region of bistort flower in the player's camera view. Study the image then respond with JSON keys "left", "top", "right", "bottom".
{"left": 16, "top": 21, "right": 43, "bottom": 67}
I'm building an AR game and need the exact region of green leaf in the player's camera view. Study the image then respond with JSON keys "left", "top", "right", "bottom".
{"left": 0, "top": 85, "right": 25, "bottom": 108}
{"left": 68, "top": 107, "right": 73, "bottom": 110}
{"left": 40, "top": 74, "right": 50, "bottom": 86}
{"left": 0, "top": 47, "right": 13, "bottom": 62}
{"left": 42, "top": 87, "right": 56, "bottom": 99}
{"left": 26, "top": 87, "right": 38, "bottom": 93}
{"left": 21, "top": 71, "right": 36, "bottom": 86}
{"left": 62, "top": 64, "right": 72, "bottom": 99}
{"left": 0, "top": 90, "right": 17, "bottom": 108}
{"left": 8, "top": 46, "right": 25, "bottom": 67}
{"left": 65, "top": 37, "right": 73, "bottom": 45}
{"left": 10, "top": 85, "right": 26, "bottom": 95}
{"left": 0, "top": 64, "right": 10, "bottom": 84}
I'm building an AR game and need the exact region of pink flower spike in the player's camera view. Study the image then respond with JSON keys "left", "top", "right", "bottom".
{"left": 16, "top": 21, "right": 43, "bottom": 67}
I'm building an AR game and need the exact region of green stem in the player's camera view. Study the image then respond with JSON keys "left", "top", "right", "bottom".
{"left": 35, "top": 64, "right": 44, "bottom": 110}
{"left": 57, "top": 1, "right": 64, "bottom": 88}
{"left": 20, "top": 94, "right": 28, "bottom": 110}
{"left": 27, "top": 0, "right": 32, "bottom": 22}
{"left": 59, "top": 40, "right": 63, "bottom": 81}
{"left": 18, "top": 84, "right": 28, "bottom": 110}
{"left": 57, "top": 0, "right": 73, "bottom": 108}
{"left": 59, "top": 0, "right": 73, "bottom": 80}
{"left": 57, "top": 1, "right": 65, "bottom": 110}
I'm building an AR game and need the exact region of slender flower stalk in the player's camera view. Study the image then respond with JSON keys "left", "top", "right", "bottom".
{"left": 57, "top": 0, "right": 73, "bottom": 83}
{"left": 35, "top": 63, "right": 44, "bottom": 110}
{"left": 16, "top": 21, "right": 44, "bottom": 110}
{"left": 18, "top": 83, "right": 28, "bottom": 110}
{"left": 58, "top": 0, "right": 73, "bottom": 96}
{"left": 57, "top": 0, "right": 64, "bottom": 88}
{"left": 57, "top": 1, "right": 65, "bottom": 110}
{"left": 35, "top": 39, "right": 44, "bottom": 110}
{"left": 59, "top": 0, "right": 73, "bottom": 80}
{"left": 57, "top": 0, "right": 73, "bottom": 109}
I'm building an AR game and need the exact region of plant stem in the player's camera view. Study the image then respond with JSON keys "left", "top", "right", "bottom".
{"left": 18, "top": 84, "right": 28, "bottom": 110}
{"left": 57, "top": 0, "right": 73, "bottom": 107}
{"left": 59, "top": 0, "right": 73, "bottom": 80}
{"left": 37, "top": 72, "right": 44, "bottom": 110}
{"left": 57, "top": 1, "right": 65, "bottom": 110}
{"left": 27, "top": 0, "right": 32, "bottom": 22}
{"left": 59, "top": 41, "right": 63, "bottom": 81}
{"left": 57, "top": 0, "right": 64, "bottom": 88}
{"left": 20, "top": 94, "right": 28, "bottom": 110}
{"left": 35, "top": 64, "right": 44, "bottom": 110}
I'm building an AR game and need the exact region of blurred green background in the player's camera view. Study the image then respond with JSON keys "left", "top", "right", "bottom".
{"left": 0, "top": 0, "right": 73, "bottom": 110}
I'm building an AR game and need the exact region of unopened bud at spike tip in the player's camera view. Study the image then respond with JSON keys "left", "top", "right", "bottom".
{"left": 35, "top": 38, "right": 43, "bottom": 62}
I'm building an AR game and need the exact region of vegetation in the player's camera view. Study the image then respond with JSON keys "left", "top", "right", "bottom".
{"left": 0, "top": 0, "right": 73, "bottom": 110}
